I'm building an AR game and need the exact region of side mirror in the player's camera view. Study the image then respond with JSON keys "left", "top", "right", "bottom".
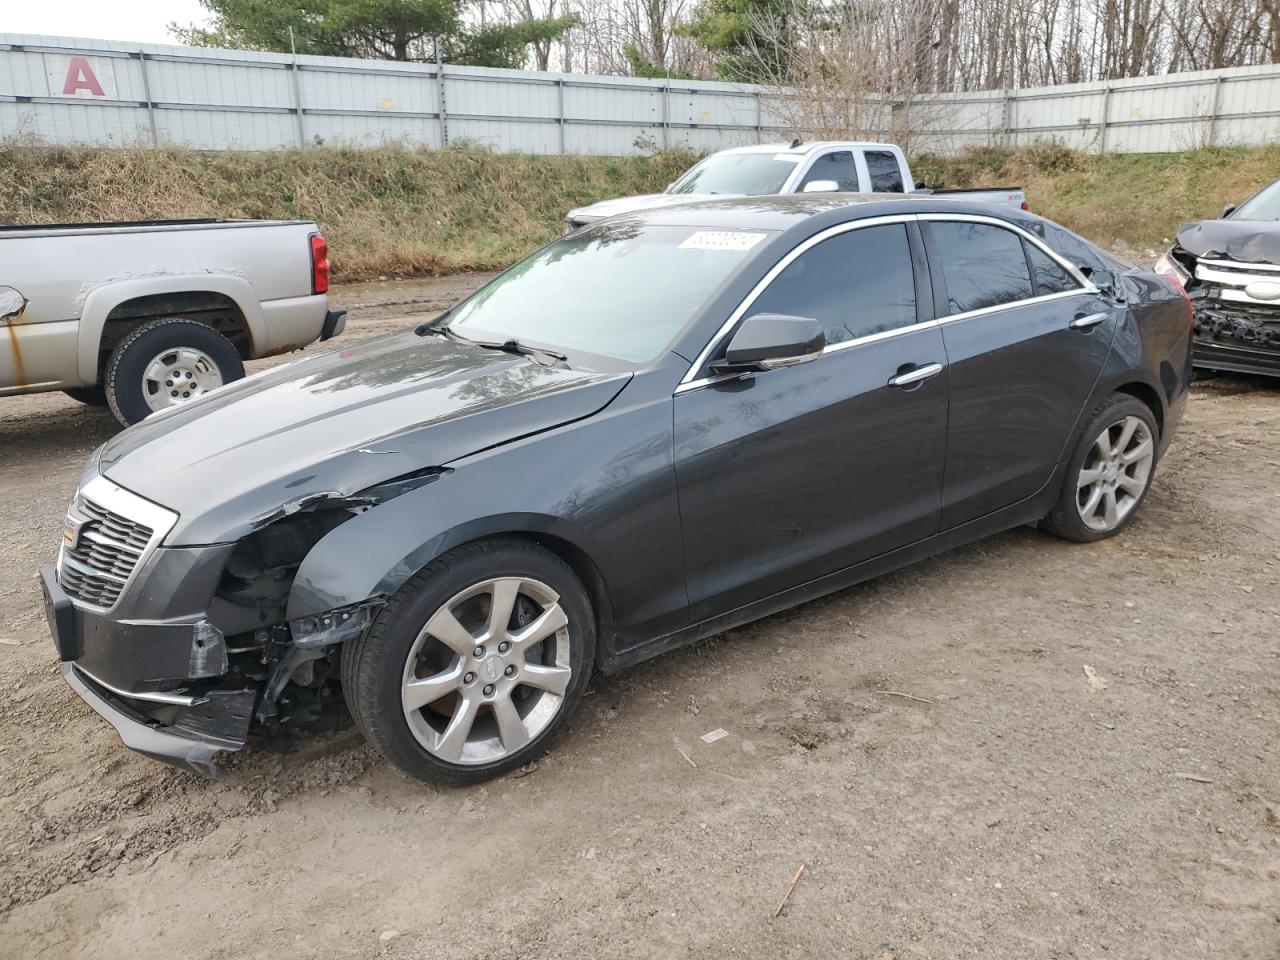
{"left": 710, "top": 313, "right": 825, "bottom": 374}
{"left": 801, "top": 180, "right": 840, "bottom": 193}
{"left": 1221, "top": 203, "right": 1236, "bottom": 218}
{"left": 0, "top": 286, "right": 27, "bottom": 324}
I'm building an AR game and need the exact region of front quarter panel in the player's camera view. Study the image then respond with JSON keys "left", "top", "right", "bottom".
{"left": 286, "top": 362, "right": 690, "bottom": 650}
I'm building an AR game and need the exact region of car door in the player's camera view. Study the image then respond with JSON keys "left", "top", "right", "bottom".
{"left": 920, "top": 215, "right": 1121, "bottom": 529}
{"left": 673, "top": 218, "right": 948, "bottom": 623}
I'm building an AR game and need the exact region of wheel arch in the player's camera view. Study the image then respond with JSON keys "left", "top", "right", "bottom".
{"left": 77, "top": 276, "right": 266, "bottom": 385}
{"left": 287, "top": 508, "right": 618, "bottom": 655}
{"left": 1113, "top": 380, "right": 1164, "bottom": 439}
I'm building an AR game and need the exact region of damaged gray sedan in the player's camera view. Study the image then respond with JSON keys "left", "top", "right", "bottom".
{"left": 1156, "top": 177, "right": 1280, "bottom": 376}
{"left": 41, "top": 195, "right": 1191, "bottom": 785}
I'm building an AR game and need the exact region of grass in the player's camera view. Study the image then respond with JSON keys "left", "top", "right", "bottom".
{"left": 3, "top": 141, "right": 1278, "bottom": 279}
{"left": 914, "top": 143, "right": 1280, "bottom": 254}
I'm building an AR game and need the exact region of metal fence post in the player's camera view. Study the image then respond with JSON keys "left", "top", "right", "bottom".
{"left": 661, "top": 82, "right": 670, "bottom": 150}
{"left": 1098, "top": 83, "right": 1111, "bottom": 154}
{"left": 557, "top": 78, "right": 566, "bottom": 155}
{"left": 1208, "top": 75, "right": 1226, "bottom": 147}
{"left": 287, "top": 27, "right": 305, "bottom": 147}
{"left": 1001, "top": 87, "right": 1012, "bottom": 146}
{"left": 754, "top": 90, "right": 762, "bottom": 138}
{"left": 136, "top": 51, "right": 158, "bottom": 146}
{"left": 435, "top": 38, "right": 448, "bottom": 146}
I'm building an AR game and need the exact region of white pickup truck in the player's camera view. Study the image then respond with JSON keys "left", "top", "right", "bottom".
{"left": 566, "top": 140, "right": 1027, "bottom": 230}
{"left": 0, "top": 218, "right": 346, "bottom": 426}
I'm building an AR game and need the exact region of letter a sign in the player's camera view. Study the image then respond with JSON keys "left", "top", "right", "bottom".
{"left": 48, "top": 55, "right": 116, "bottom": 99}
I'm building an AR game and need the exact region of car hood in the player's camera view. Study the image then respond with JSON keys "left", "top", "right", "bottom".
{"left": 99, "top": 332, "right": 631, "bottom": 544}
{"left": 568, "top": 192, "right": 738, "bottom": 221}
{"left": 1175, "top": 218, "right": 1280, "bottom": 264}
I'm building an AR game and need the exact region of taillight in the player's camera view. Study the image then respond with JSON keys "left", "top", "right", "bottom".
{"left": 309, "top": 233, "right": 330, "bottom": 294}
{"left": 1020, "top": 200, "right": 1029, "bottom": 211}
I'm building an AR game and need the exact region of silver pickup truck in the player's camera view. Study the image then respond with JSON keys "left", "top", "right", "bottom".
{"left": 0, "top": 218, "right": 346, "bottom": 426}
{"left": 566, "top": 140, "right": 1028, "bottom": 230}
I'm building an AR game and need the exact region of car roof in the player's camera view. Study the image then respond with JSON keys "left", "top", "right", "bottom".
{"left": 622, "top": 193, "right": 1020, "bottom": 232}
{"left": 717, "top": 141, "right": 900, "bottom": 157}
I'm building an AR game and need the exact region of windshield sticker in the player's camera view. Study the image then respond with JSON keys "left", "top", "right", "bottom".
{"left": 773, "top": 154, "right": 805, "bottom": 162}
{"left": 679, "top": 231, "right": 768, "bottom": 252}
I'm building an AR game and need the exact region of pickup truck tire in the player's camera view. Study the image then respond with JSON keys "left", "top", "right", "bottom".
{"left": 342, "top": 538, "right": 596, "bottom": 786}
{"left": 63, "top": 386, "right": 108, "bottom": 406}
{"left": 105, "top": 318, "right": 245, "bottom": 426}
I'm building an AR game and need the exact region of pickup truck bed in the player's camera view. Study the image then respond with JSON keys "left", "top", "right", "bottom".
{"left": 1, "top": 217, "right": 344, "bottom": 426}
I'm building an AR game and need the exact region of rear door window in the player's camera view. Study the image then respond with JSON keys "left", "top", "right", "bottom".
{"left": 748, "top": 224, "right": 916, "bottom": 346}
{"left": 927, "top": 221, "right": 1034, "bottom": 315}
{"left": 1024, "top": 241, "right": 1082, "bottom": 295}
{"left": 864, "top": 150, "right": 904, "bottom": 192}
{"left": 798, "top": 151, "right": 859, "bottom": 192}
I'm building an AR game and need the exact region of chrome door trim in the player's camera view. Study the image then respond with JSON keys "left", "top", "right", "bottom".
{"left": 1069, "top": 312, "right": 1109, "bottom": 330}
{"left": 887, "top": 362, "right": 944, "bottom": 387}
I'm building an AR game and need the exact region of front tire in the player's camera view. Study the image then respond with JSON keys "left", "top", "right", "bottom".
{"left": 342, "top": 539, "right": 596, "bottom": 786}
{"left": 1041, "top": 394, "right": 1159, "bottom": 543}
{"left": 104, "top": 318, "right": 244, "bottom": 427}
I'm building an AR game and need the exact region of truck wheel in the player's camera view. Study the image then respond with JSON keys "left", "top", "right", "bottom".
{"left": 63, "top": 386, "right": 108, "bottom": 406}
{"left": 342, "top": 538, "right": 596, "bottom": 786}
{"left": 105, "top": 318, "right": 244, "bottom": 426}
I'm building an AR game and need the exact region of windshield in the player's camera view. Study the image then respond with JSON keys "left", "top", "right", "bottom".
{"left": 1233, "top": 179, "right": 1280, "bottom": 219}
{"left": 667, "top": 153, "right": 800, "bottom": 196}
{"left": 443, "top": 222, "right": 769, "bottom": 364}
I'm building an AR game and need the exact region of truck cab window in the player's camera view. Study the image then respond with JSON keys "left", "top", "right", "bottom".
{"left": 864, "top": 151, "right": 904, "bottom": 192}
{"left": 799, "top": 152, "right": 859, "bottom": 192}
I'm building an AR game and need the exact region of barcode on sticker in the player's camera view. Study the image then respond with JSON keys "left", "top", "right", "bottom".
{"left": 680, "top": 231, "right": 767, "bottom": 252}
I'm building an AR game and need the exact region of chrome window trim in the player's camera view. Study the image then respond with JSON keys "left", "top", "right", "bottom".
{"left": 57, "top": 474, "right": 179, "bottom": 614}
{"left": 676, "top": 212, "right": 1099, "bottom": 395}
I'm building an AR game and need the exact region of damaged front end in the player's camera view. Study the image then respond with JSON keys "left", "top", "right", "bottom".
{"left": 44, "top": 467, "right": 447, "bottom": 776}
{"left": 1160, "top": 231, "right": 1280, "bottom": 377}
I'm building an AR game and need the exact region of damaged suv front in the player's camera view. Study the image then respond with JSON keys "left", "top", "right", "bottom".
{"left": 1156, "top": 178, "right": 1280, "bottom": 376}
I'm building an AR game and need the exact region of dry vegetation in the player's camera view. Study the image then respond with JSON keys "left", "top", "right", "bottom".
{"left": 2, "top": 142, "right": 1278, "bottom": 278}
{"left": 0, "top": 143, "right": 694, "bottom": 280}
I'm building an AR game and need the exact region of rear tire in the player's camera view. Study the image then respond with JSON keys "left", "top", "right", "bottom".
{"left": 62, "top": 386, "right": 108, "bottom": 407}
{"left": 104, "top": 318, "right": 244, "bottom": 427}
{"left": 1041, "top": 394, "right": 1159, "bottom": 543}
{"left": 342, "top": 538, "right": 595, "bottom": 786}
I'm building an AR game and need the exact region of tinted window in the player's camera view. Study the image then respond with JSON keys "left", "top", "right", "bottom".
{"left": 929, "top": 222, "right": 1034, "bottom": 315}
{"left": 749, "top": 224, "right": 916, "bottom": 346}
{"left": 799, "top": 151, "right": 859, "bottom": 191}
{"left": 1024, "top": 240, "right": 1081, "bottom": 295}
{"left": 865, "top": 150, "right": 904, "bottom": 192}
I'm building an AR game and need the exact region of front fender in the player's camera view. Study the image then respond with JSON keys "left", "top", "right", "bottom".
{"left": 285, "top": 499, "right": 602, "bottom": 621}
{"left": 77, "top": 274, "right": 267, "bottom": 385}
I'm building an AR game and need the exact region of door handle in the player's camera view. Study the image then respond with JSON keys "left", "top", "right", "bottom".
{"left": 1069, "top": 312, "right": 1108, "bottom": 330}
{"left": 887, "top": 362, "right": 944, "bottom": 388}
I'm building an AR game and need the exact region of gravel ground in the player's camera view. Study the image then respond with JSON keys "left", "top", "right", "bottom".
{"left": 0, "top": 278, "right": 1277, "bottom": 960}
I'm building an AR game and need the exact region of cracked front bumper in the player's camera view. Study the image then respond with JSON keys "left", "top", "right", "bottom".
{"left": 40, "top": 555, "right": 256, "bottom": 778}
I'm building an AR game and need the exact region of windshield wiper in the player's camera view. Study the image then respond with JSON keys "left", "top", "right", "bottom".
{"left": 443, "top": 328, "right": 568, "bottom": 365}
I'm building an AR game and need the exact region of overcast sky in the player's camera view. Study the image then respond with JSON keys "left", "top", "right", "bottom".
{"left": 6, "top": 0, "right": 212, "bottom": 45}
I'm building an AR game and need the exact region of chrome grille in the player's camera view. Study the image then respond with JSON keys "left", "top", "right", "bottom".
{"left": 57, "top": 476, "right": 177, "bottom": 610}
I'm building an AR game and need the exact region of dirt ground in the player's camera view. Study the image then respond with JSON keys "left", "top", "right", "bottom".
{"left": 0, "top": 278, "right": 1277, "bottom": 960}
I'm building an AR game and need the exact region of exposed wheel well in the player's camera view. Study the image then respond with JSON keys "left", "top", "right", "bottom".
{"left": 97, "top": 292, "right": 251, "bottom": 378}
{"left": 1114, "top": 382, "right": 1164, "bottom": 438}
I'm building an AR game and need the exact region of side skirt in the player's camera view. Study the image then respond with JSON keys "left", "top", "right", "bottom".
{"left": 597, "top": 488, "right": 1058, "bottom": 675}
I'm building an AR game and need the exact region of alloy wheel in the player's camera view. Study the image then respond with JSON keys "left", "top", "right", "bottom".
{"left": 400, "top": 577, "right": 572, "bottom": 765}
{"left": 1076, "top": 414, "right": 1154, "bottom": 532}
{"left": 142, "top": 347, "right": 224, "bottom": 411}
